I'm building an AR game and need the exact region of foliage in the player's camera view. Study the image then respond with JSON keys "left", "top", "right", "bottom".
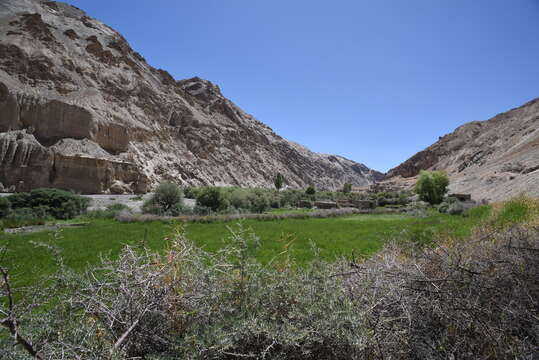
{"left": 1, "top": 207, "right": 49, "bottom": 229}
{"left": 6, "top": 188, "right": 90, "bottom": 220}
{"left": 489, "top": 195, "right": 539, "bottom": 230}
{"left": 305, "top": 185, "right": 316, "bottom": 196}
{"left": 183, "top": 186, "right": 199, "bottom": 199}
{"left": 342, "top": 182, "right": 352, "bottom": 193}
{"left": 414, "top": 170, "right": 449, "bottom": 205}
{"left": 196, "top": 186, "right": 228, "bottom": 212}
{"left": 87, "top": 203, "right": 130, "bottom": 219}
{"left": 1, "top": 200, "right": 537, "bottom": 359}
{"left": 447, "top": 201, "right": 465, "bottom": 215}
{"left": 274, "top": 172, "right": 285, "bottom": 190}
{"left": 180, "top": 185, "right": 415, "bottom": 213}
{"left": 279, "top": 189, "right": 304, "bottom": 207}
{"left": 1, "top": 210, "right": 485, "bottom": 289}
{"left": 0, "top": 197, "right": 11, "bottom": 218}
{"left": 227, "top": 188, "right": 271, "bottom": 213}
{"left": 142, "top": 182, "right": 184, "bottom": 216}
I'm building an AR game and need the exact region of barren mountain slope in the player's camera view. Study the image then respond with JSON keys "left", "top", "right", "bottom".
{"left": 0, "top": 0, "right": 382, "bottom": 193}
{"left": 386, "top": 98, "right": 539, "bottom": 202}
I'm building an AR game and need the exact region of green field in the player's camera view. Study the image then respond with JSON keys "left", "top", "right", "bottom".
{"left": 0, "top": 210, "right": 487, "bottom": 288}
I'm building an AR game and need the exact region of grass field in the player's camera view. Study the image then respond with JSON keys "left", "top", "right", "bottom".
{"left": 0, "top": 209, "right": 488, "bottom": 288}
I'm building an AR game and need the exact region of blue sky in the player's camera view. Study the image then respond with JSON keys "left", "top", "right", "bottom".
{"left": 67, "top": 0, "right": 539, "bottom": 172}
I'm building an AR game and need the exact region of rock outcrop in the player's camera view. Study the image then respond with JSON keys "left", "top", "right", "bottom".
{"left": 385, "top": 98, "right": 539, "bottom": 202}
{"left": 0, "top": 130, "right": 146, "bottom": 193}
{"left": 0, "top": 0, "right": 382, "bottom": 193}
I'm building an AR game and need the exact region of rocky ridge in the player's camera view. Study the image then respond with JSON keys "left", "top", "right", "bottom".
{"left": 0, "top": 0, "right": 382, "bottom": 193}
{"left": 385, "top": 98, "right": 539, "bottom": 202}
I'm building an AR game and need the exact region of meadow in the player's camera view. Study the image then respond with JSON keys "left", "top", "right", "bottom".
{"left": 0, "top": 209, "right": 487, "bottom": 288}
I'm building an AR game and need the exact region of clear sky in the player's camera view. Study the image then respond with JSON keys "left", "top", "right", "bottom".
{"left": 66, "top": 0, "right": 539, "bottom": 172}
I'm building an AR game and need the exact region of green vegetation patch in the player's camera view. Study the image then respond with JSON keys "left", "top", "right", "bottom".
{"left": 0, "top": 211, "right": 486, "bottom": 288}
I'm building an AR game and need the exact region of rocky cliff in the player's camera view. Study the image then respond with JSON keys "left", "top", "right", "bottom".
{"left": 385, "top": 98, "right": 539, "bottom": 202}
{"left": 0, "top": 0, "right": 382, "bottom": 193}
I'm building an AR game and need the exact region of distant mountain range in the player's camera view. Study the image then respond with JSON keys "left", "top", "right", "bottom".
{"left": 0, "top": 0, "right": 382, "bottom": 194}
{"left": 385, "top": 98, "right": 539, "bottom": 202}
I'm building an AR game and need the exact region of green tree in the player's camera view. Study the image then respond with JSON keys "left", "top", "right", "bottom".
{"left": 415, "top": 170, "right": 449, "bottom": 205}
{"left": 305, "top": 185, "right": 316, "bottom": 196}
{"left": 143, "top": 182, "right": 184, "bottom": 215}
{"left": 342, "top": 183, "right": 352, "bottom": 193}
{"left": 274, "top": 173, "right": 285, "bottom": 190}
{"left": 196, "top": 187, "right": 228, "bottom": 212}
{"left": 0, "top": 197, "right": 11, "bottom": 218}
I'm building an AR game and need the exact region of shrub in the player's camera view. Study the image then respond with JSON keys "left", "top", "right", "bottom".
{"left": 228, "top": 188, "right": 251, "bottom": 210}
{"left": 196, "top": 186, "right": 228, "bottom": 212}
{"left": 249, "top": 190, "right": 270, "bottom": 213}
{"left": 6, "top": 188, "right": 90, "bottom": 219}
{"left": 447, "top": 201, "right": 465, "bottom": 215}
{"left": 0, "top": 197, "right": 11, "bottom": 218}
{"left": 4, "top": 191, "right": 30, "bottom": 209}
{"left": 414, "top": 170, "right": 449, "bottom": 205}
{"left": 280, "top": 189, "right": 303, "bottom": 207}
{"left": 143, "top": 182, "right": 184, "bottom": 216}
{"left": 87, "top": 203, "right": 130, "bottom": 219}
{"left": 305, "top": 185, "right": 316, "bottom": 196}
{"left": 1, "top": 207, "right": 47, "bottom": 228}
{"left": 397, "top": 191, "right": 410, "bottom": 205}
{"left": 188, "top": 205, "right": 207, "bottom": 216}
{"left": 115, "top": 208, "right": 135, "bottom": 222}
{"left": 183, "top": 186, "right": 199, "bottom": 199}
{"left": 345, "top": 225, "right": 539, "bottom": 359}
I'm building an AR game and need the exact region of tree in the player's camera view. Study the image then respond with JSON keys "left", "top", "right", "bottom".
{"left": 0, "top": 197, "right": 11, "bottom": 218}
{"left": 415, "top": 170, "right": 449, "bottom": 205}
{"left": 342, "top": 183, "right": 352, "bottom": 193}
{"left": 143, "top": 182, "right": 184, "bottom": 215}
{"left": 196, "top": 187, "right": 227, "bottom": 212}
{"left": 305, "top": 185, "right": 316, "bottom": 196}
{"left": 274, "top": 173, "right": 285, "bottom": 190}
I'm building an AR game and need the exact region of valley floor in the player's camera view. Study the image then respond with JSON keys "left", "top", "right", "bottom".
{"left": 0, "top": 211, "right": 485, "bottom": 288}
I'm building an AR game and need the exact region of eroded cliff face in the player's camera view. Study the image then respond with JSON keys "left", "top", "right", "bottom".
{"left": 0, "top": 131, "right": 145, "bottom": 193}
{"left": 385, "top": 98, "right": 539, "bottom": 202}
{"left": 0, "top": 0, "right": 381, "bottom": 193}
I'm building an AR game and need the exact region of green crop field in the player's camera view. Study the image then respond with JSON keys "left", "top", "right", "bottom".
{"left": 0, "top": 209, "right": 488, "bottom": 288}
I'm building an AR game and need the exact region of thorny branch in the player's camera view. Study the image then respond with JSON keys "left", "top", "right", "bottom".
{"left": 0, "top": 265, "right": 43, "bottom": 359}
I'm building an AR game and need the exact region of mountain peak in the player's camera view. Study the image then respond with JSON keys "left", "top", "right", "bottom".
{"left": 0, "top": 0, "right": 380, "bottom": 193}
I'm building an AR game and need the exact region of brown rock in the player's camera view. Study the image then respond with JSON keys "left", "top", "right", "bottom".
{"left": 385, "top": 98, "right": 539, "bottom": 201}
{"left": 0, "top": 0, "right": 381, "bottom": 193}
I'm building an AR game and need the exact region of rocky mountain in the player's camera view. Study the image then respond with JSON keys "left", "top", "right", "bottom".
{"left": 0, "top": 0, "right": 382, "bottom": 194}
{"left": 385, "top": 98, "right": 539, "bottom": 202}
